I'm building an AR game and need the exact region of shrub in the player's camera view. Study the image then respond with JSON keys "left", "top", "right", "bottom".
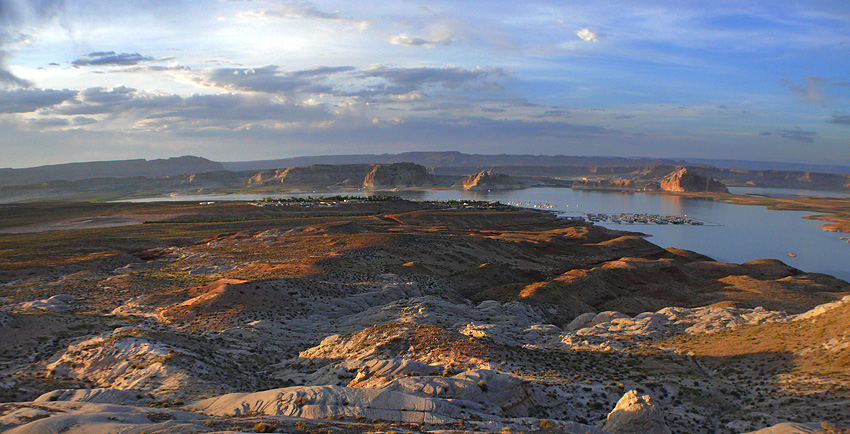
{"left": 253, "top": 422, "right": 274, "bottom": 433}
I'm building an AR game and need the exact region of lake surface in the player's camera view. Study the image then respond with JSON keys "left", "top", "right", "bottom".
{"left": 729, "top": 186, "right": 850, "bottom": 198}
{"left": 125, "top": 187, "right": 850, "bottom": 281}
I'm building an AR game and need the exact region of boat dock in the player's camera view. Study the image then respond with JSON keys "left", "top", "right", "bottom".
{"left": 583, "top": 212, "right": 712, "bottom": 226}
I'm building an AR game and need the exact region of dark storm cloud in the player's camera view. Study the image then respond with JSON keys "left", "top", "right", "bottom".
{"left": 776, "top": 129, "right": 817, "bottom": 143}
{"left": 71, "top": 51, "right": 155, "bottom": 67}
{"left": 0, "top": 88, "right": 77, "bottom": 113}
{"left": 828, "top": 115, "right": 850, "bottom": 126}
{"left": 0, "top": 0, "right": 65, "bottom": 87}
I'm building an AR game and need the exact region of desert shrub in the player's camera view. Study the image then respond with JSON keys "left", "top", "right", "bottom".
{"left": 253, "top": 422, "right": 274, "bottom": 433}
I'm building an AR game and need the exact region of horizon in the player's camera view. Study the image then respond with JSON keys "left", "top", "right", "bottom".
{"left": 1, "top": 1, "right": 849, "bottom": 167}
{"left": 6, "top": 151, "right": 850, "bottom": 175}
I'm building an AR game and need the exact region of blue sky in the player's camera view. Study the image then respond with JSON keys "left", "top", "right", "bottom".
{"left": 0, "top": 0, "right": 848, "bottom": 167}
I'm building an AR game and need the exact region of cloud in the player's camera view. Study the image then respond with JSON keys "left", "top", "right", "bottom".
{"left": 139, "top": 93, "right": 333, "bottom": 129}
{"left": 28, "top": 117, "right": 69, "bottom": 128}
{"left": 388, "top": 34, "right": 430, "bottom": 47}
{"left": 0, "top": 88, "right": 77, "bottom": 113}
{"left": 759, "top": 131, "right": 773, "bottom": 136}
{"left": 361, "top": 66, "right": 506, "bottom": 91}
{"left": 0, "top": 0, "right": 65, "bottom": 87}
{"left": 782, "top": 75, "right": 831, "bottom": 107}
{"left": 776, "top": 129, "right": 817, "bottom": 143}
{"left": 80, "top": 86, "right": 137, "bottom": 104}
{"left": 388, "top": 33, "right": 453, "bottom": 47}
{"left": 72, "top": 116, "right": 97, "bottom": 126}
{"left": 289, "top": 66, "right": 355, "bottom": 78}
{"left": 193, "top": 65, "right": 345, "bottom": 94}
{"left": 576, "top": 28, "right": 601, "bottom": 42}
{"left": 828, "top": 115, "right": 850, "bottom": 126}
{"left": 44, "top": 85, "right": 333, "bottom": 129}
{"left": 277, "top": 1, "right": 340, "bottom": 20}
{"left": 538, "top": 109, "right": 570, "bottom": 118}
{"left": 239, "top": 2, "right": 367, "bottom": 29}
{"left": 52, "top": 86, "right": 176, "bottom": 116}
{"left": 71, "top": 51, "right": 156, "bottom": 67}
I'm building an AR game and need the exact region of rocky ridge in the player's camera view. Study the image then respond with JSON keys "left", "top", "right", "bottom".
{"left": 453, "top": 170, "right": 525, "bottom": 191}
{"left": 363, "top": 162, "right": 436, "bottom": 189}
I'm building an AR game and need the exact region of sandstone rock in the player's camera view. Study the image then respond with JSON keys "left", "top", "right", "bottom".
{"left": 2, "top": 402, "right": 206, "bottom": 434}
{"left": 249, "top": 164, "right": 374, "bottom": 186}
{"left": 453, "top": 170, "right": 525, "bottom": 191}
{"left": 591, "top": 311, "right": 630, "bottom": 326}
{"left": 35, "top": 388, "right": 149, "bottom": 404}
{"left": 795, "top": 295, "right": 850, "bottom": 321}
{"left": 744, "top": 422, "right": 823, "bottom": 434}
{"left": 19, "top": 294, "right": 77, "bottom": 312}
{"left": 187, "top": 385, "right": 464, "bottom": 424}
{"left": 363, "top": 163, "right": 435, "bottom": 189}
{"left": 566, "top": 312, "right": 596, "bottom": 331}
{"left": 660, "top": 167, "right": 728, "bottom": 193}
{"left": 247, "top": 169, "right": 279, "bottom": 184}
{"left": 601, "top": 390, "right": 671, "bottom": 434}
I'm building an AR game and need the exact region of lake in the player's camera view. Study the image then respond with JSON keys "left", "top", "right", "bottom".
{"left": 125, "top": 187, "right": 850, "bottom": 281}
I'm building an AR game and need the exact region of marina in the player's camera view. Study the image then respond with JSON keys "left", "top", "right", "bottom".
{"left": 583, "top": 212, "right": 711, "bottom": 226}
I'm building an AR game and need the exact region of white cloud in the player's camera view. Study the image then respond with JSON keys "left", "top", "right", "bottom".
{"left": 388, "top": 34, "right": 430, "bottom": 47}
{"left": 387, "top": 33, "right": 453, "bottom": 48}
{"left": 576, "top": 28, "right": 600, "bottom": 42}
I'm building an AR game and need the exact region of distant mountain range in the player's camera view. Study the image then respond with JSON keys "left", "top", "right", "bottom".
{"left": 0, "top": 156, "right": 225, "bottom": 187}
{"left": 2, "top": 152, "right": 850, "bottom": 188}
{"left": 222, "top": 152, "right": 690, "bottom": 172}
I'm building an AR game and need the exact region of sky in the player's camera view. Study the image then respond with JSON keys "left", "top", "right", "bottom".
{"left": 0, "top": 0, "right": 849, "bottom": 167}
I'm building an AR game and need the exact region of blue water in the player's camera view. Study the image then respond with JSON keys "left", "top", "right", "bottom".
{"left": 124, "top": 187, "right": 850, "bottom": 281}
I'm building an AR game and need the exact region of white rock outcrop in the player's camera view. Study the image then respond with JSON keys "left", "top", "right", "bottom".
{"left": 19, "top": 294, "right": 77, "bottom": 312}
{"left": 601, "top": 390, "right": 671, "bottom": 434}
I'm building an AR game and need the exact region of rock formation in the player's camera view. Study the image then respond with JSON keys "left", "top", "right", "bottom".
{"left": 247, "top": 163, "right": 435, "bottom": 188}
{"left": 660, "top": 167, "right": 728, "bottom": 193}
{"left": 453, "top": 170, "right": 525, "bottom": 191}
{"left": 572, "top": 178, "right": 635, "bottom": 190}
{"left": 363, "top": 163, "right": 435, "bottom": 189}
{"left": 601, "top": 390, "right": 671, "bottom": 434}
{"left": 281, "top": 165, "right": 371, "bottom": 185}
